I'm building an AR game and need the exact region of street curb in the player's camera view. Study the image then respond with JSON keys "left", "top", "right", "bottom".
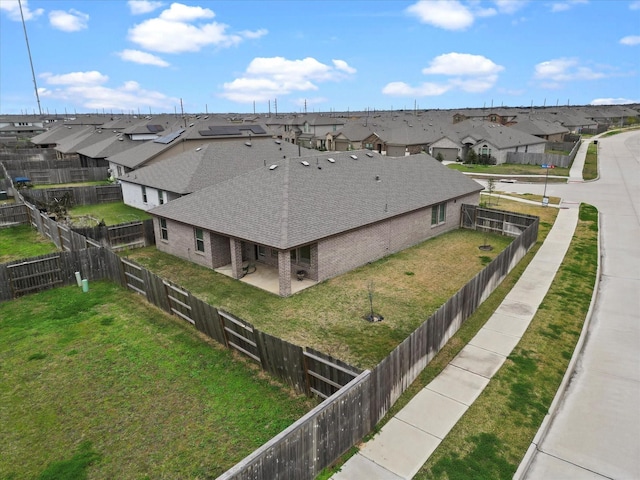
{"left": 513, "top": 208, "right": 602, "bottom": 479}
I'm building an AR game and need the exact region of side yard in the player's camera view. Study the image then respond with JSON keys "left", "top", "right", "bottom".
{"left": 0, "top": 281, "right": 315, "bottom": 480}
{"left": 0, "top": 224, "right": 59, "bottom": 263}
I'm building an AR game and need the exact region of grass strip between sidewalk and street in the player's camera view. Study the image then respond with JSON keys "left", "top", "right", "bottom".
{"left": 415, "top": 203, "right": 598, "bottom": 479}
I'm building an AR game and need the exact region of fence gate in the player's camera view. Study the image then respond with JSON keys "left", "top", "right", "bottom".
{"left": 460, "top": 204, "right": 477, "bottom": 229}
{"left": 163, "top": 281, "right": 194, "bottom": 325}
{"left": 303, "top": 350, "right": 360, "bottom": 399}
{"left": 120, "top": 258, "right": 147, "bottom": 297}
{"left": 7, "top": 255, "right": 63, "bottom": 297}
{"left": 218, "top": 310, "right": 260, "bottom": 363}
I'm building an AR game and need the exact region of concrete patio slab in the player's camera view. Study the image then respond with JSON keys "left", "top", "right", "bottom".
{"left": 470, "top": 328, "right": 521, "bottom": 356}
{"left": 395, "top": 388, "right": 468, "bottom": 439}
{"left": 483, "top": 312, "right": 531, "bottom": 338}
{"left": 331, "top": 453, "right": 403, "bottom": 480}
{"left": 426, "top": 365, "right": 490, "bottom": 406}
{"left": 358, "top": 418, "right": 440, "bottom": 479}
{"left": 449, "top": 344, "right": 506, "bottom": 378}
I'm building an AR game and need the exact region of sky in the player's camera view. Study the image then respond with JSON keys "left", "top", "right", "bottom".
{"left": 1, "top": 0, "right": 639, "bottom": 115}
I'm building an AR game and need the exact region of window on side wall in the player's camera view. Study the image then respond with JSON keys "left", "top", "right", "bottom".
{"left": 160, "top": 218, "right": 168, "bottom": 240}
{"left": 431, "top": 202, "right": 446, "bottom": 226}
{"left": 142, "top": 186, "right": 148, "bottom": 203}
{"left": 194, "top": 228, "right": 204, "bottom": 252}
{"left": 158, "top": 190, "right": 164, "bottom": 205}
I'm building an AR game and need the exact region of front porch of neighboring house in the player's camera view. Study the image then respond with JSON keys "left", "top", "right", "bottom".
{"left": 214, "top": 239, "right": 317, "bottom": 296}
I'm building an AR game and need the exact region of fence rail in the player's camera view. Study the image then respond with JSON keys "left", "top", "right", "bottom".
{"left": 1, "top": 188, "right": 540, "bottom": 479}
{"left": 20, "top": 184, "right": 122, "bottom": 206}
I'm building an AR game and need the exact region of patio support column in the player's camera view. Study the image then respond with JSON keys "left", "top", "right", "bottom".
{"left": 229, "top": 238, "right": 243, "bottom": 279}
{"left": 278, "top": 250, "right": 291, "bottom": 297}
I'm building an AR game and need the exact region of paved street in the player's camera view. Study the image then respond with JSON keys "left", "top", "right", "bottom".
{"left": 516, "top": 131, "right": 640, "bottom": 479}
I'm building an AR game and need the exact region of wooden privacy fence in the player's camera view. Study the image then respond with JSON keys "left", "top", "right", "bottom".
{"left": 73, "top": 219, "right": 155, "bottom": 251}
{"left": 21, "top": 184, "right": 122, "bottom": 206}
{"left": 506, "top": 139, "right": 580, "bottom": 169}
{"left": 0, "top": 204, "right": 29, "bottom": 228}
{"left": 219, "top": 211, "right": 539, "bottom": 479}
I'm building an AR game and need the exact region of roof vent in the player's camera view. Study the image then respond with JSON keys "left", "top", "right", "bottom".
{"left": 366, "top": 152, "right": 373, "bottom": 157}
{"left": 350, "top": 154, "right": 358, "bottom": 160}
{"left": 245, "top": 141, "right": 252, "bottom": 147}
{"left": 327, "top": 158, "right": 335, "bottom": 163}
{"left": 195, "top": 147, "right": 202, "bottom": 151}
{"left": 189, "top": 123, "right": 194, "bottom": 127}
{"left": 269, "top": 164, "right": 278, "bottom": 170}
{"left": 275, "top": 139, "right": 281, "bottom": 144}
{"left": 301, "top": 161, "right": 310, "bottom": 166}
{"left": 118, "top": 137, "right": 124, "bottom": 141}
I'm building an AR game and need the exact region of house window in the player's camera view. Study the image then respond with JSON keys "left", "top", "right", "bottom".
{"left": 480, "top": 145, "right": 491, "bottom": 157}
{"left": 257, "top": 245, "right": 266, "bottom": 257}
{"left": 142, "top": 186, "right": 148, "bottom": 203}
{"left": 117, "top": 165, "right": 124, "bottom": 176}
{"left": 271, "top": 249, "right": 278, "bottom": 259}
{"left": 160, "top": 218, "right": 168, "bottom": 240}
{"left": 194, "top": 228, "right": 204, "bottom": 252}
{"left": 290, "top": 245, "right": 312, "bottom": 265}
{"left": 431, "top": 203, "right": 446, "bottom": 226}
{"left": 158, "top": 190, "right": 164, "bottom": 205}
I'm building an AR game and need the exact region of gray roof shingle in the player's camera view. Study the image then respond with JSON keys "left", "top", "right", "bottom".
{"left": 149, "top": 150, "right": 482, "bottom": 249}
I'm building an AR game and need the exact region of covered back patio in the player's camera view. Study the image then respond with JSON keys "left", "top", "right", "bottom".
{"left": 215, "top": 261, "right": 317, "bottom": 296}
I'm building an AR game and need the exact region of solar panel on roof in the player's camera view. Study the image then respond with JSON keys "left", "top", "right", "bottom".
{"left": 153, "top": 128, "right": 185, "bottom": 144}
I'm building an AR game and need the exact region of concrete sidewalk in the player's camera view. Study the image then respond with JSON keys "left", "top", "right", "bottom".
{"left": 331, "top": 206, "right": 579, "bottom": 480}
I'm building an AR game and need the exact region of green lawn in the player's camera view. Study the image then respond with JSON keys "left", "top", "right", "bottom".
{"left": 447, "top": 163, "right": 570, "bottom": 177}
{"left": 123, "top": 201, "right": 559, "bottom": 370}
{"left": 68, "top": 202, "right": 151, "bottom": 226}
{"left": 32, "top": 180, "right": 112, "bottom": 189}
{"left": 0, "top": 281, "right": 315, "bottom": 480}
{"left": 583, "top": 143, "right": 598, "bottom": 181}
{"left": 0, "top": 224, "right": 58, "bottom": 263}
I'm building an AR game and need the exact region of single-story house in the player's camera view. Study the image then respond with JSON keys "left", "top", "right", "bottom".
{"left": 118, "top": 138, "right": 315, "bottom": 211}
{"left": 148, "top": 150, "right": 483, "bottom": 296}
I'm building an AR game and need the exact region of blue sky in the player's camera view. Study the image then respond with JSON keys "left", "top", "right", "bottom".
{"left": 1, "top": 0, "right": 639, "bottom": 115}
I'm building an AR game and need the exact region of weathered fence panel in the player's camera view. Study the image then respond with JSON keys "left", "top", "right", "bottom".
{"left": 0, "top": 204, "right": 29, "bottom": 228}
{"left": 303, "top": 348, "right": 361, "bottom": 400}
{"left": 255, "top": 331, "right": 306, "bottom": 392}
{"left": 218, "top": 310, "right": 261, "bottom": 363}
{"left": 21, "top": 184, "right": 122, "bottom": 207}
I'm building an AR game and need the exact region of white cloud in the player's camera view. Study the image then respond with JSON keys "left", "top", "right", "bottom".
{"left": 620, "top": 35, "right": 640, "bottom": 46}
{"left": 382, "top": 81, "right": 451, "bottom": 97}
{"left": 493, "top": 0, "right": 528, "bottom": 14}
{"left": 422, "top": 52, "right": 504, "bottom": 76}
{"left": 128, "top": 0, "right": 164, "bottom": 15}
{"left": 534, "top": 58, "right": 607, "bottom": 83}
{"left": 221, "top": 56, "right": 356, "bottom": 103}
{"left": 49, "top": 9, "right": 89, "bottom": 32}
{"left": 550, "top": 0, "right": 587, "bottom": 13}
{"left": 38, "top": 70, "right": 177, "bottom": 110}
{"left": 0, "top": 0, "right": 43, "bottom": 21}
{"left": 383, "top": 52, "right": 503, "bottom": 98}
{"left": 631, "top": 1, "right": 640, "bottom": 10}
{"left": 590, "top": 97, "right": 638, "bottom": 106}
{"left": 406, "top": 0, "right": 474, "bottom": 30}
{"left": 41, "top": 71, "right": 109, "bottom": 85}
{"left": 117, "top": 49, "right": 170, "bottom": 67}
{"left": 128, "top": 2, "right": 262, "bottom": 53}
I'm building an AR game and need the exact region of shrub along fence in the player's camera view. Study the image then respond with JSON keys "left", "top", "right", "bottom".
{"left": 1, "top": 196, "right": 539, "bottom": 479}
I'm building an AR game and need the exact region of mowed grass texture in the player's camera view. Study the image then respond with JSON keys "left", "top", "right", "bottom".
{"left": 124, "top": 228, "right": 514, "bottom": 369}
{"left": 0, "top": 224, "right": 59, "bottom": 263}
{"left": 0, "top": 281, "right": 315, "bottom": 480}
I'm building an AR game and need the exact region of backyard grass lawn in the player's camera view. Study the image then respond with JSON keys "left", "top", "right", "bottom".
{"left": 0, "top": 224, "right": 58, "bottom": 263}
{"left": 0, "top": 281, "right": 315, "bottom": 480}
{"left": 447, "top": 163, "right": 570, "bottom": 177}
{"left": 123, "top": 201, "right": 557, "bottom": 370}
{"left": 68, "top": 202, "right": 151, "bottom": 226}
{"left": 32, "top": 180, "right": 112, "bottom": 189}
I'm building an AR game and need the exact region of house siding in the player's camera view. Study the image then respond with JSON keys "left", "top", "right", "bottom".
{"left": 154, "top": 218, "right": 214, "bottom": 269}
{"left": 316, "top": 192, "right": 478, "bottom": 282}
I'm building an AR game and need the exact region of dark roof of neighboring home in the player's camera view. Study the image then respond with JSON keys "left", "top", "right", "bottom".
{"left": 509, "top": 118, "right": 569, "bottom": 136}
{"left": 148, "top": 150, "right": 483, "bottom": 250}
{"left": 76, "top": 131, "right": 138, "bottom": 159}
{"left": 456, "top": 120, "right": 547, "bottom": 148}
{"left": 107, "top": 138, "right": 175, "bottom": 169}
{"left": 119, "top": 138, "right": 315, "bottom": 195}
{"left": 30, "top": 124, "right": 93, "bottom": 145}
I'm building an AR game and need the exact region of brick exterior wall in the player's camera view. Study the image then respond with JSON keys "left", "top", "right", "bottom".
{"left": 316, "top": 192, "right": 478, "bottom": 282}
{"left": 154, "top": 218, "right": 215, "bottom": 269}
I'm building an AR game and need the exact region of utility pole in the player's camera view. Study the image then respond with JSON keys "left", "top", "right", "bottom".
{"left": 18, "top": 0, "right": 42, "bottom": 115}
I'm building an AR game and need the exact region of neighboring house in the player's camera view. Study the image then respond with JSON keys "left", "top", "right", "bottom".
{"left": 107, "top": 121, "right": 273, "bottom": 178}
{"left": 118, "top": 138, "right": 315, "bottom": 211}
{"left": 325, "top": 122, "right": 376, "bottom": 151}
{"left": 453, "top": 109, "right": 518, "bottom": 126}
{"left": 509, "top": 117, "right": 570, "bottom": 142}
{"left": 148, "top": 150, "right": 483, "bottom": 297}
{"left": 456, "top": 120, "right": 547, "bottom": 164}
{"left": 269, "top": 114, "right": 345, "bottom": 148}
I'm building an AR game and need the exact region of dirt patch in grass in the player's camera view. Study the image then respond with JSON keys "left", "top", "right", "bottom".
{"left": 0, "top": 281, "right": 315, "bottom": 480}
